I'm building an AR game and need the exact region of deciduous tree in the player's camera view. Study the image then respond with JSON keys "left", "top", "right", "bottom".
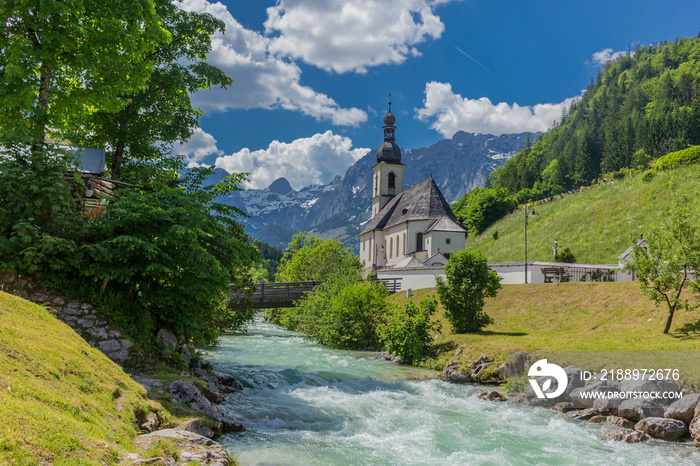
{"left": 436, "top": 250, "right": 501, "bottom": 333}
{"left": 624, "top": 196, "right": 700, "bottom": 334}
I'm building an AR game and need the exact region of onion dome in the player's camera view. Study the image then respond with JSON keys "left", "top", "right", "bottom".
{"left": 376, "top": 99, "right": 402, "bottom": 164}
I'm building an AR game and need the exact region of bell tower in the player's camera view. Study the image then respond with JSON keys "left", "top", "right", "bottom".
{"left": 371, "top": 95, "right": 404, "bottom": 218}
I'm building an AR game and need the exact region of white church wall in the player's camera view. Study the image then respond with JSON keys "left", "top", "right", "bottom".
{"left": 377, "top": 267, "right": 445, "bottom": 291}
{"left": 425, "top": 231, "right": 466, "bottom": 257}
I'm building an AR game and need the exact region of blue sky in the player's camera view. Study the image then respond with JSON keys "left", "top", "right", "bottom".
{"left": 175, "top": 0, "right": 700, "bottom": 190}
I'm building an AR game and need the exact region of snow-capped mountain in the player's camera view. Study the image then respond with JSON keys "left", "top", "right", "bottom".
{"left": 212, "top": 131, "right": 538, "bottom": 250}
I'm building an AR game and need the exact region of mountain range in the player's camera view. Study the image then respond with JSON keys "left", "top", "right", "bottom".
{"left": 211, "top": 131, "right": 538, "bottom": 251}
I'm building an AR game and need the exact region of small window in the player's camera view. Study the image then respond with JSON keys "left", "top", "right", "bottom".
{"left": 416, "top": 232, "right": 424, "bottom": 251}
{"left": 388, "top": 172, "right": 396, "bottom": 189}
{"left": 446, "top": 238, "right": 451, "bottom": 245}
{"left": 402, "top": 208, "right": 408, "bottom": 215}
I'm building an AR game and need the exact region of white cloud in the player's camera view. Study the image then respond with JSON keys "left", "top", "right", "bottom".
{"left": 590, "top": 48, "right": 630, "bottom": 66}
{"left": 415, "top": 82, "right": 580, "bottom": 138}
{"left": 173, "top": 127, "right": 222, "bottom": 163}
{"left": 264, "top": 0, "right": 451, "bottom": 73}
{"left": 178, "top": 0, "right": 367, "bottom": 125}
{"left": 214, "top": 130, "right": 369, "bottom": 190}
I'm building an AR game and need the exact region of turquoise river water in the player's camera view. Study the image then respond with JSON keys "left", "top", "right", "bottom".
{"left": 207, "top": 316, "right": 700, "bottom": 465}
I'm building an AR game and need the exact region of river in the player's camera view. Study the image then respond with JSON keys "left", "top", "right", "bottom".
{"left": 206, "top": 316, "right": 699, "bottom": 465}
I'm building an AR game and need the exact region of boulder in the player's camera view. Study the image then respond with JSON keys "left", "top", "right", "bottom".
{"left": 134, "top": 428, "right": 230, "bottom": 466}
{"left": 634, "top": 417, "right": 688, "bottom": 441}
{"left": 565, "top": 408, "right": 608, "bottom": 421}
{"left": 157, "top": 329, "right": 178, "bottom": 352}
{"left": 690, "top": 416, "right": 700, "bottom": 442}
{"left": 140, "top": 412, "right": 159, "bottom": 433}
{"left": 553, "top": 402, "right": 576, "bottom": 413}
{"left": 177, "top": 420, "right": 214, "bottom": 439}
{"left": 605, "top": 415, "right": 636, "bottom": 429}
{"left": 618, "top": 398, "right": 665, "bottom": 422}
{"left": 664, "top": 393, "right": 700, "bottom": 425}
{"left": 606, "top": 429, "right": 650, "bottom": 443}
{"left": 179, "top": 344, "right": 192, "bottom": 367}
{"left": 478, "top": 390, "right": 507, "bottom": 402}
{"left": 592, "top": 395, "right": 623, "bottom": 416}
{"left": 167, "top": 380, "right": 222, "bottom": 422}
{"left": 218, "top": 376, "right": 244, "bottom": 393}
{"left": 570, "top": 380, "right": 620, "bottom": 409}
{"left": 620, "top": 377, "right": 679, "bottom": 406}
{"left": 441, "top": 361, "right": 471, "bottom": 384}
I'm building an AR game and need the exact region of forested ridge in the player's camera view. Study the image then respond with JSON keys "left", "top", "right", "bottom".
{"left": 491, "top": 36, "right": 700, "bottom": 195}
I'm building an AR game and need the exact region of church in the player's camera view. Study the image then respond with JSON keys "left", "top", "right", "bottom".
{"left": 359, "top": 103, "right": 467, "bottom": 273}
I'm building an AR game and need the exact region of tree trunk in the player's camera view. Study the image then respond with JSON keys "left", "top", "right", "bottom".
{"left": 112, "top": 142, "right": 125, "bottom": 181}
{"left": 663, "top": 306, "right": 675, "bottom": 334}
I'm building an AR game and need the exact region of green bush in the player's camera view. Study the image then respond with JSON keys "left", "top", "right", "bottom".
{"left": 641, "top": 169, "right": 656, "bottom": 182}
{"left": 436, "top": 250, "right": 501, "bottom": 333}
{"left": 554, "top": 247, "right": 576, "bottom": 263}
{"left": 452, "top": 187, "right": 517, "bottom": 235}
{"left": 653, "top": 145, "right": 700, "bottom": 170}
{"left": 492, "top": 230, "right": 499, "bottom": 241}
{"left": 292, "top": 279, "right": 388, "bottom": 350}
{"left": 378, "top": 298, "right": 440, "bottom": 365}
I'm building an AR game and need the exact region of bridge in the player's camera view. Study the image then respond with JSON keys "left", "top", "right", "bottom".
{"left": 231, "top": 278, "right": 401, "bottom": 309}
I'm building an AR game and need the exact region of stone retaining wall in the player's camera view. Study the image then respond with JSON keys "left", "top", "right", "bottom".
{"left": 0, "top": 272, "right": 135, "bottom": 364}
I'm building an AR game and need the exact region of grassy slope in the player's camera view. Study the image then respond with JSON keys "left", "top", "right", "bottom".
{"left": 390, "top": 282, "right": 700, "bottom": 388}
{"left": 0, "top": 291, "right": 166, "bottom": 465}
{"left": 466, "top": 166, "right": 700, "bottom": 264}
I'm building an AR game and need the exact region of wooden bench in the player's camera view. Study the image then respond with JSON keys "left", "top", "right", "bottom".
{"left": 542, "top": 267, "right": 571, "bottom": 283}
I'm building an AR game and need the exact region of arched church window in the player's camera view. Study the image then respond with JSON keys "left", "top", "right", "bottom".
{"left": 388, "top": 172, "right": 395, "bottom": 189}
{"left": 374, "top": 174, "right": 379, "bottom": 196}
{"left": 389, "top": 237, "right": 393, "bottom": 258}
{"left": 403, "top": 233, "right": 406, "bottom": 254}
{"left": 416, "top": 232, "right": 424, "bottom": 251}
{"left": 396, "top": 235, "right": 400, "bottom": 256}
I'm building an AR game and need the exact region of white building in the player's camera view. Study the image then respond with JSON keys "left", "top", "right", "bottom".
{"left": 359, "top": 103, "right": 467, "bottom": 272}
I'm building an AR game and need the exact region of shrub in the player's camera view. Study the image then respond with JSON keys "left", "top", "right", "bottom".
{"left": 554, "top": 247, "right": 576, "bottom": 263}
{"left": 492, "top": 230, "right": 499, "bottom": 241}
{"left": 436, "top": 250, "right": 501, "bottom": 333}
{"left": 295, "top": 279, "right": 388, "bottom": 350}
{"left": 378, "top": 298, "right": 440, "bottom": 365}
{"left": 653, "top": 145, "right": 700, "bottom": 170}
{"left": 641, "top": 169, "right": 655, "bottom": 182}
{"left": 452, "top": 187, "right": 517, "bottom": 235}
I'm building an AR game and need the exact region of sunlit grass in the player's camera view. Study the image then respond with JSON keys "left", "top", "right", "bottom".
{"left": 390, "top": 282, "right": 700, "bottom": 388}
{"left": 0, "top": 291, "right": 166, "bottom": 464}
{"left": 466, "top": 166, "right": 700, "bottom": 264}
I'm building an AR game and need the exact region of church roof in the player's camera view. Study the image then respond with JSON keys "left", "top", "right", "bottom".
{"left": 361, "top": 177, "right": 462, "bottom": 234}
{"left": 425, "top": 216, "right": 467, "bottom": 234}
{"left": 392, "top": 256, "right": 426, "bottom": 269}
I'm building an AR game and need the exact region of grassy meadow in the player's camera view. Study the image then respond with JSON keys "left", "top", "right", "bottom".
{"left": 389, "top": 282, "right": 700, "bottom": 389}
{"left": 466, "top": 166, "right": 700, "bottom": 264}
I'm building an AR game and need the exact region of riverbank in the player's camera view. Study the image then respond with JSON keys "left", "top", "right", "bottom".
{"left": 389, "top": 282, "right": 700, "bottom": 388}
{"left": 207, "top": 316, "right": 700, "bottom": 464}
{"left": 0, "top": 290, "right": 236, "bottom": 464}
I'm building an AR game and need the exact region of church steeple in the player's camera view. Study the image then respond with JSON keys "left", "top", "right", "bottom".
{"left": 376, "top": 95, "right": 402, "bottom": 164}
{"left": 371, "top": 94, "right": 405, "bottom": 218}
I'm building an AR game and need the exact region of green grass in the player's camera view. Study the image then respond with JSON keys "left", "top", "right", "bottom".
{"left": 466, "top": 165, "right": 700, "bottom": 264}
{"left": 390, "top": 282, "right": 700, "bottom": 389}
{"left": 0, "top": 291, "right": 170, "bottom": 464}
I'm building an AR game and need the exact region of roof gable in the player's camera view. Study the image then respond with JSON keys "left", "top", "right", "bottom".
{"left": 361, "top": 177, "right": 460, "bottom": 234}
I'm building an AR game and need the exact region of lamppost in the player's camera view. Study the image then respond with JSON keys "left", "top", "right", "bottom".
{"left": 524, "top": 205, "right": 537, "bottom": 284}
